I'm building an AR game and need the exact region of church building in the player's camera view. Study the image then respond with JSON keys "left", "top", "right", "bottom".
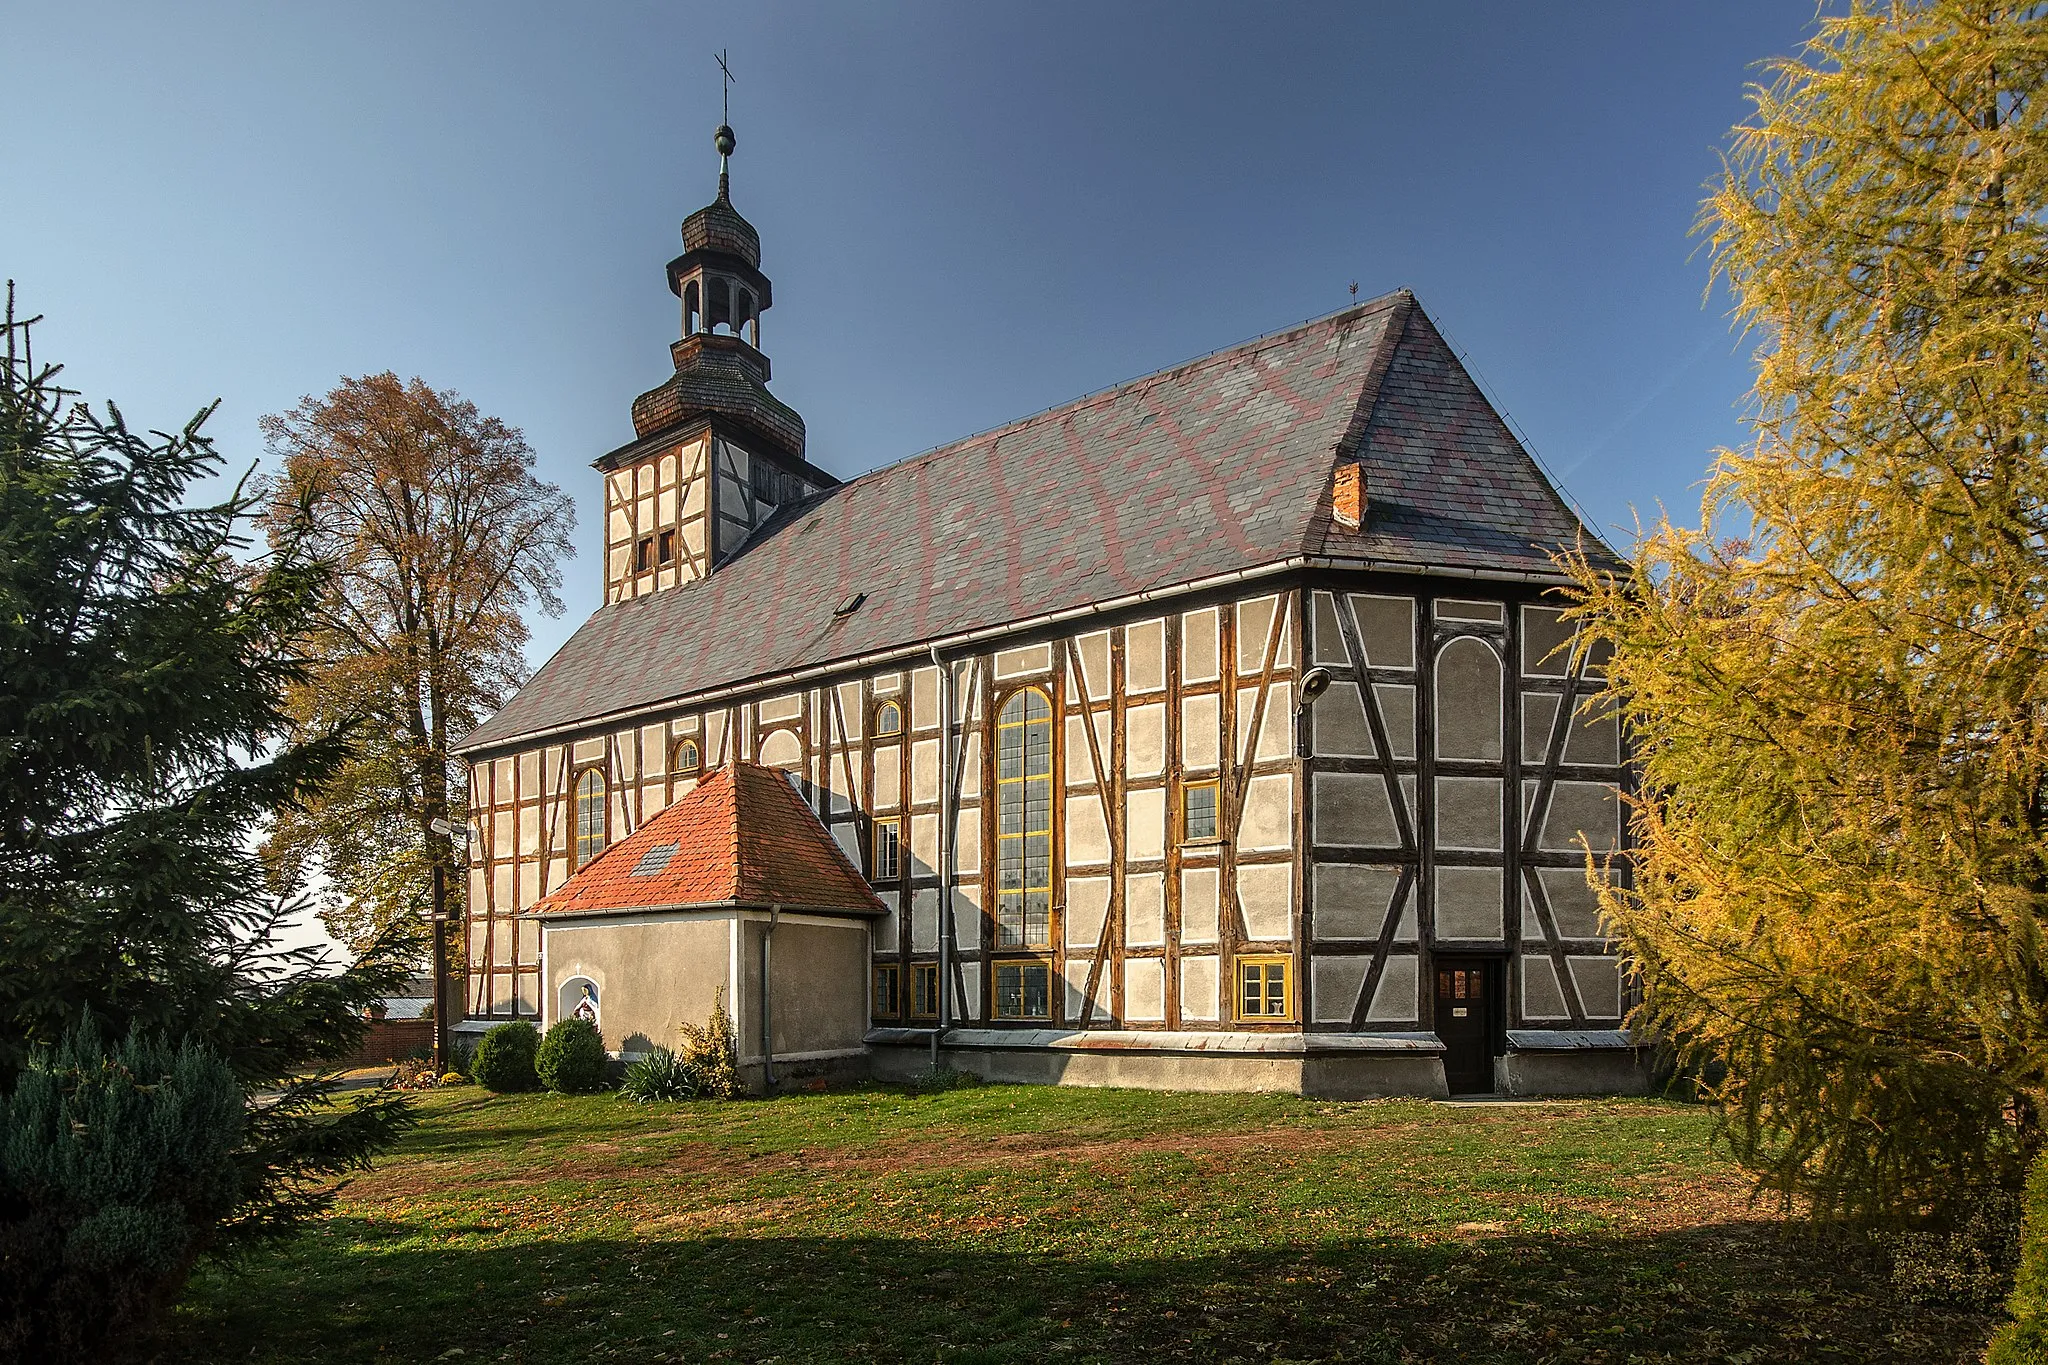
{"left": 452, "top": 125, "right": 1642, "bottom": 1098}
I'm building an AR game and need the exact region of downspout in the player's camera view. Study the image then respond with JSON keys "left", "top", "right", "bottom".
{"left": 930, "top": 645, "right": 955, "bottom": 1070}
{"left": 761, "top": 903, "right": 780, "bottom": 1090}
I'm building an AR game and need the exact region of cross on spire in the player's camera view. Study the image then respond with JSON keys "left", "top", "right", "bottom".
{"left": 715, "top": 49, "right": 735, "bottom": 129}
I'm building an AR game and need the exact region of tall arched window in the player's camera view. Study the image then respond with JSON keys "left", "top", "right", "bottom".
{"left": 995, "top": 688, "right": 1053, "bottom": 947}
{"left": 574, "top": 768, "right": 609, "bottom": 867}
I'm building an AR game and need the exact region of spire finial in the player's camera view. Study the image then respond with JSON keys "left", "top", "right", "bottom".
{"left": 713, "top": 50, "right": 737, "bottom": 195}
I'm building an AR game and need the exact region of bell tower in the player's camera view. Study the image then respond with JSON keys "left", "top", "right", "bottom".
{"left": 594, "top": 120, "right": 831, "bottom": 605}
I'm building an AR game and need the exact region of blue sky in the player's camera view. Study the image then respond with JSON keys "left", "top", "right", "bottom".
{"left": 5, "top": 3, "right": 1813, "bottom": 947}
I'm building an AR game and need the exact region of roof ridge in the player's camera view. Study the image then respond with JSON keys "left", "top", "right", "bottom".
{"left": 829, "top": 290, "right": 1411, "bottom": 497}
{"left": 1300, "top": 292, "right": 1418, "bottom": 557}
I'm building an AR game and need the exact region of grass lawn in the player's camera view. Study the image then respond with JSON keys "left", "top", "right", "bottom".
{"left": 159, "top": 1082, "right": 1994, "bottom": 1364}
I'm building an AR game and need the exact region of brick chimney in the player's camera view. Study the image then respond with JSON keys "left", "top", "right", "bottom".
{"left": 1331, "top": 461, "right": 1367, "bottom": 531}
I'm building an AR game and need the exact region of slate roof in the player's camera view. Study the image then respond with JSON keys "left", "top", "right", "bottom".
{"left": 531, "top": 762, "right": 885, "bottom": 919}
{"left": 460, "top": 291, "right": 1609, "bottom": 754}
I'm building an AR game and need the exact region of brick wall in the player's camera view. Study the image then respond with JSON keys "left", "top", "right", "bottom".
{"left": 343, "top": 1019, "right": 435, "bottom": 1068}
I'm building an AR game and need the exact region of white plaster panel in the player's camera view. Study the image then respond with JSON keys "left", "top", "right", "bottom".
{"left": 1065, "top": 875, "right": 1111, "bottom": 949}
{"left": 1366, "top": 955, "right": 1420, "bottom": 1022}
{"left": 1522, "top": 957, "right": 1568, "bottom": 1019}
{"left": 959, "top": 962, "right": 982, "bottom": 1021}
{"left": 1313, "top": 680, "right": 1374, "bottom": 758}
{"left": 1313, "top": 772, "right": 1399, "bottom": 848}
{"left": 1179, "top": 956, "right": 1219, "bottom": 1022}
{"left": 832, "top": 821, "right": 861, "bottom": 868}
{"left": 911, "top": 739, "right": 941, "bottom": 804}
{"left": 873, "top": 745, "right": 901, "bottom": 811}
{"left": 1128, "top": 787, "right": 1167, "bottom": 863}
{"left": 994, "top": 644, "right": 1053, "bottom": 679}
{"left": 759, "top": 691, "right": 803, "bottom": 723}
{"left": 1570, "top": 955, "right": 1624, "bottom": 1018}
{"left": 1521, "top": 605, "right": 1573, "bottom": 678}
{"left": 910, "top": 814, "right": 939, "bottom": 874}
{"left": 1238, "top": 773, "right": 1294, "bottom": 853}
{"left": 1180, "top": 866, "right": 1221, "bottom": 944}
{"left": 1236, "top": 862, "right": 1293, "bottom": 941}
{"left": 1311, "top": 863, "right": 1402, "bottom": 941}
{"left": 518, "top": 803, "right": 540, "bottom": 854}
{"left": 911, "top": 888, "right": 940, "bottom": 953}
{"left": 960, "top": 732, "right": 983, "bottom": 799}
{"left": 1126, "top": 703, "right": 1166, "bottom": 779}
{"left": 827, "top": 750, "right": 863, "bottom": 815}
{"left": 1064, "top": 959, "right": 1112, "bottom": 1022}
{"left": 1235, "top": 594, "right": 1286, "bottom": 675}
{"left": 1125, "top": 958, "right": 1166, "bottom": 1022}
{"left": 1564, "top": 697, "right": 1622, "bottom": 766}
{"left": 1436, "top": 777, "right": 1503, "bottom": 851}
{"left": 1434, "top": 866, "right": 1505, "bottom": 940}
{"left": 1075, "top": 630, "right": 1112, "bottom": 700}
{"left": 759, "top": 729, "right": 802, "bottom": 771}
{"left": 1534, "top": 781, "right": 1621, "bottom": 852}
{"left": 954, "top": 883, "right": 983, "bottom": 950}
{"left": 1436, "top": 598, "right": 1505, "bottom": 623}
{"left": 1350, "top": 594, "right": 1415, "bottom": 669}
{"left": 1376, "top": 684, "right": 1417, "bottom": 759}
{"left": 1522, "top": 694, "right": 1560, "bottom": 763}
{"left": 1126, "top": 618, "right": 1167, "bottom": 694}
{"left": 1182, "top": 607, "right": 1220, "bottom": 683}
{"left": 836, "top": 682, "right": 864, "bottom": 740}
{"left": 954, "top": 806, "right": 981, "bottom": 874}
{"left": 1310, "top": 591, "right": 1347, "bottom": 666}
{"left": 1234, "top": 681, "right": 1293, "bottom": 763}
{"left": 1311, "top": 956, "right": 1370, "bottom": 1024}
{"left": 1064, "top": 793, "right": 1110, "bottom": 867}
{"left": 1538, "top": 867, "right": 1610, "bottom": 939}
{"left": 873, "top": 671, "right": 902, "bottom": 695}
{"left": 1180, "top": 693, "right": 1220, "bottom": 772}
{"left": 875, "top": 890, "right": 900, "bottom": 948}
{"left": 1125, "top": 871, "right": 1165, "bottom": 947}
{"left": 911, "top": 667, "right": 940, "bottom": 730}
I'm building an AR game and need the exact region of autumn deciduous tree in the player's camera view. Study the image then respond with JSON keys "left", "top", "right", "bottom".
{"left": 1568, "top": 1, "right": 2048, "bottom": 1222}
{"left": 259, "top": 375, "right": 572, "bottom": 981}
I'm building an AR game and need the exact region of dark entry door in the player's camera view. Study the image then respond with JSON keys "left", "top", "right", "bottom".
{"left": 1435, "top": 958, "right": 1498, "bottom": 1095}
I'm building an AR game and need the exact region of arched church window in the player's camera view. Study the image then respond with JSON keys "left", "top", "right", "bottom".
{"left": 671, "top": 737, "right": 701, "bottom": 776}
{"left": 873, "top": 699, "right": 903, "bottom": 739}
{"left": 995, "top": 687, "right": 1053, "bottom": 947}
{"left": 683, "top": 280, "right": 701, "bottom": 335}
{"left": 573, "top": 767, "right": 609, "bottom": 868}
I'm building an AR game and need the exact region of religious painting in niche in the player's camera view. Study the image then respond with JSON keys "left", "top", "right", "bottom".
{"left": 996, "top": 688, "right": 1053, "bottom": 948}
{"left": 560, "top": 977, "right": 600, "bottom": 1030}
{"left": 573, "top": 768, "right": 608, "bottom": 867}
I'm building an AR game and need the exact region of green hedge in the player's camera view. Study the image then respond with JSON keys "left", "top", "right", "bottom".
{"left": 471, "top": 1021, "right": 539, "bottom": 1093}
{"left": 1989, "top": 1152, "right": 2048, "bottom": 1364}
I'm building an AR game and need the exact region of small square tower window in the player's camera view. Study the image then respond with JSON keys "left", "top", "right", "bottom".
{"left": 911, "top": 963, "right": 939, "bottom": 1018}
{"left": 872, "top": 818, "right": 902, "bottom": 882}
{"left": 1182, "top": 781, "right": 1220, "bottom": 843}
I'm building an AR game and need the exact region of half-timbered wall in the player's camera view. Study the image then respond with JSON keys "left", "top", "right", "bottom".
{"left": 1303, "top": 586, "right": 1629, "bottom": 1033}
{"left": 463, "top": 579, "right": 1626, "bottom": 1033}
{"left": 603, "top": 432, "right": 823, "bottom": 604}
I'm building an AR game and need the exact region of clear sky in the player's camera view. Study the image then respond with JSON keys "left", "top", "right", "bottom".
{"left": 3, "top": 3, "right": 1815, "bottom": 952}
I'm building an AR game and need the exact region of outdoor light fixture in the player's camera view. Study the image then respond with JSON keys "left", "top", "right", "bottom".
{"left": 1298, "top": 666, "right": 1333, "bottom": 707}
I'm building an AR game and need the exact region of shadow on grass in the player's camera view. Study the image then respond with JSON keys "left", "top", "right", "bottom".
{"left": 155, "top": 1218, "right": 1992, "bottom": 1365}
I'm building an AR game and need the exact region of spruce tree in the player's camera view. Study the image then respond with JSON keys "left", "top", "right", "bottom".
{"left": 0, "top": 288, "right": 415, "bottom": 1247}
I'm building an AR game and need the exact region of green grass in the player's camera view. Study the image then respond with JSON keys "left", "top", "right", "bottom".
{"left": 160, "top": 1084, "right": 1993, "bottom": 1363}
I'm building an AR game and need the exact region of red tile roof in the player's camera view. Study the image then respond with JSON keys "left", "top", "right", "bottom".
{"left": 531, "top": 762, "right": 885, "bottom": 919}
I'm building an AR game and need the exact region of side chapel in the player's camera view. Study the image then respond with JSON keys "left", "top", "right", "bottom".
{"left": 452, "top": 125, "right": 1644, "bottom": 1098}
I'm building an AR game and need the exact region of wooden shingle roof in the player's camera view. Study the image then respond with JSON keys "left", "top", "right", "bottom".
{"left": 531, "top": 762, "right": 885, "bottom": 919}
{"left": 461, "top": 291, "right": 1610, "bottom": 754}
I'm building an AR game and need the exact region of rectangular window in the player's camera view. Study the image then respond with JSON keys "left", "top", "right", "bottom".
{"left": 1236, "top": 955, "right": 1292, "bottom": 1021}
{"left": 993, "top": 961, "right": 1052, "bottom": 1020}
{"left": 634, "top": 536, "right": 655, "bottom": 572}
{"left": 872, "top": 818, "right": 901, "bottom": 882}
{"left": 873, "top": 964, "right": 900, "bottom": 1019}
{"left": 911, "top": 963, "right": 939, "bottom": 1018}
{"left": 1182, "top": 780, "right": 1220, "bottom": 843}
{"left": 657, "top": 529, "right": 675, "bottom": 564}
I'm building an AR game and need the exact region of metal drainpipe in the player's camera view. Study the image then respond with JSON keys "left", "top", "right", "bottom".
{"left": 762, "top": 903, "right": 780, "bottom": 1090}
{"left": 930, "top": 644, "right": 955, "bottom": 1070}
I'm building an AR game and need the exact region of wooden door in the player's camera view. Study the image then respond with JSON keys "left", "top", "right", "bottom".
{"left": 1435, "top": 958, "right": 1498, "bottom": 1095}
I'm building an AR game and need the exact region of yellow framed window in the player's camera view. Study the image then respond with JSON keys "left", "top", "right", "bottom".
{"left": 671, "top": 737, "right": 701, "bottom": 775}
{"left": 872, "top": 817, "right": 902, "bottom": 882}
{"left": 993, "top": 961, "right": 1052, "bottom": 1020}
{"left": 995, "top": 688, "right": 1053, "bottom": 947}
{"left": 573, "top": 767, "right": 609, "bottom": 867}
{"left": 1236, "top": 955, "right": 1292, "bottom": 1021}
{"left": 874, "top": 699, "right": 903, "bottom": 738}
{"left": 911, "top": 963, "right": 940, "bottom": 1018}
{"left": 1182, "top": 780, "right": 1220, "bottom": 843}
{"left": 873, "top": 964, "right": 901, "bottom": 1019}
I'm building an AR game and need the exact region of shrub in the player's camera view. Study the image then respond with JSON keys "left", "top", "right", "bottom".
{"left": 618, "top": 1046, "right": 699, "bottom": 1103}
{"left": 678, "top": 991, "right": 741, "bottom": 1100}
{"left": 470, "top": 1021, "right": 539, "bottom": 1093}
{"left": 1990, "top": 1154, "right": 2048, "bottom": 1364}
{"left": 535, "top": 1019, "right": 608, "bottom": 1094}
{"left": 1885, "top": 1190, "right": 2020, "bottom": 1313}
{"left": 0, "top": 1026, "right": 242, "bottom": 1358}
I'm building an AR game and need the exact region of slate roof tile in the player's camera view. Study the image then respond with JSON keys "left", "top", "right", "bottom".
{"left": 460, "top": 291, "right": 1613, "bottom": 754}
